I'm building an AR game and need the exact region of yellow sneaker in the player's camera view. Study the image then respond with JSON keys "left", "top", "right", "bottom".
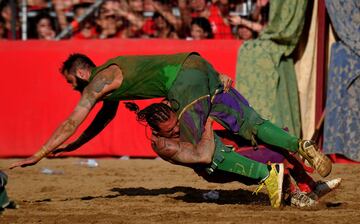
{"left": 255, "top": 163, "right": 284, "bottom": 208}
{"left": 298, "top": 140, "right": 332, "bottom": 177}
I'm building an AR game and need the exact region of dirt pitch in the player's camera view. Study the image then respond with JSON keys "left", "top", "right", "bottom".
{"left": 0, "top": 158, "right": 359, "bottom": 224}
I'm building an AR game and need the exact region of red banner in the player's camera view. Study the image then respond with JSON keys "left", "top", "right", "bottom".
{"left": 0, "top": 39, "right": 242, "bottom": 158}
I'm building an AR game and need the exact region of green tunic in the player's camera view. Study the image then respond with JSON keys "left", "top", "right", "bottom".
{"left": 235, "top": 0, "right": 307, "bottom": 137}
{"left": 90, "top": 52, "right": 224, "bottom": 145}
{"left": 90, "top": 53, "right": 194, "bottom": 101}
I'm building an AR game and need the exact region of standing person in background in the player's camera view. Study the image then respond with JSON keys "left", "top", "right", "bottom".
{"left": 234, "top": 24, "right": 255, "bottom": 40}
{"left": 250, "top": 0, "right": 269, "bottom": 25}
{"left": 178, "top": 0, "right": 233, "bottom": 39}
{"left": 29, "top": 12, "right": 57, "bottom": 40}
{"left": 0, "top": 16, "right": 5, "bottom": 39}
{"left": 72, "top": 3, "right": 98, "bottom": 39}
{"left": 207, "top": 0, "right": 233, "bottom": 39}
{"left": 95, "top": 0, "right": 125, "bottom": 39}
{"left": 189, "top": 16, "right": 213, "bottom": 40}
{"left": 229, "top": 0, "right": 269, "bottom": 38}
{"left": 0, "top": 0, "right": 20, "bottom": 39}
{"left": 150, "top": 12, "right": 179, "bottom": 39}
{"left": 144, "top": 0, "right": 182, "bottom": 39}
{"left": 53, "top": 0, "right": 96, "bottom": 32}
{"left": 116, "top": 0, "right": 148, "bottom": 38}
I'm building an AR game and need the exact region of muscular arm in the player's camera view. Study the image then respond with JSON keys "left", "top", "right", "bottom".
{"left": 10, "top": 65, "right": 122, "bottom": 168}
{"left": 151, "top": 118, "right": 215, "bottom": 165}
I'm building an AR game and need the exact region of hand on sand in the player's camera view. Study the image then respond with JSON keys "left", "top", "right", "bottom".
{"left": 9, "top": 156, "right": 41, "bottom": 169}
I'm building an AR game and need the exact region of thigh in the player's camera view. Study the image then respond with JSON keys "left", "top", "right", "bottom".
{"left": 178, "top": 96, "right": 211, "bottom": 144}
{"left": 211, "top": 88, "right": 265, "bottom": 141}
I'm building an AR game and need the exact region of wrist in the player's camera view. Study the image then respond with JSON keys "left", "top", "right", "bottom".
{"left": 34, "top": 146, "right": 49, "bottom": 159}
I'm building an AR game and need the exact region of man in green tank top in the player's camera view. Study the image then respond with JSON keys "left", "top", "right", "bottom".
{"left": 10, "top": 52, "right": 201, "bottom": 168}
{"left": 9, "top": 52, "right": 231, "bottom": 168}
{"left": 9, "top": 52, "right": 332, "bottom": 208}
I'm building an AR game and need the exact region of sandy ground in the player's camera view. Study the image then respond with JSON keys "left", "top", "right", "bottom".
{"left": 0, "top": 158, "right": 359, "bottom": 224}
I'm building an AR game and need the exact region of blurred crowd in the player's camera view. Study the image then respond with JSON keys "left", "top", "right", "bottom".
{"left": 0, "top": 0, "right": 268, "bottom": 41}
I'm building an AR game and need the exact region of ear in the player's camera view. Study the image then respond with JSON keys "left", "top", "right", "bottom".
{"left": 77, "top": 68, "right": 90, "bottom": 79}
{"left": 77, "top": 69, "right": 85, "bottom": 79}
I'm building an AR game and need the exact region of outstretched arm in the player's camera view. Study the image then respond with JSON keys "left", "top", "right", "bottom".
{"left": 52, "top": 100, "right": 119, "bottom": 155}
{"left": 9, "top": 88, "right": 98, "bottom": 169}
{"left": 9, "top": 65, "right": 122, "bottom": 169}
{"left": 151, "top": 118, "right": 215, "bottom": 165}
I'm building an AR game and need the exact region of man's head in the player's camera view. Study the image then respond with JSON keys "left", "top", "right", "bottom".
{"left": 128, "top": 102, "right": 180, "bottom": 138}
{"left": 60, "top": 53, "right": 96, "bottom": 93}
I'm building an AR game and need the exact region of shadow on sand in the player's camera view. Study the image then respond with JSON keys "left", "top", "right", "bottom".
{"left": 101, "top": 186, "right": 269, "bottom": 205}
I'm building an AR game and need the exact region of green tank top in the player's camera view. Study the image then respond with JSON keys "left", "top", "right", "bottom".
{"left": 90, "top": 52, "right": 195, "bottom": 101}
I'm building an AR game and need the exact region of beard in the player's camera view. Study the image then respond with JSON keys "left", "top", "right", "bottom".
{"left": 74, "top": 76, "right": 89, "bottom": 93}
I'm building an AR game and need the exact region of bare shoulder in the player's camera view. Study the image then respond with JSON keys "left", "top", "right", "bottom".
{"left": 88, "top": 64, "right": 123, "bottom": 95}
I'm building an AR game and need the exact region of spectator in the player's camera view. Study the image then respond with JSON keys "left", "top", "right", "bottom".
{"left": 229, "top": 0, "right": 269, "bottom": 38}
{"left": 229, "top": 13, "right": 265, "bottom": 35}
{"left": 53, "top": 0, "right": 96, "bottom": 31}
{"left": 0, "top": 16, "right": 5, "bottom": 39}
{"left": 144, "top": 0, "right": 182, "bottom": 38}
{"left": 235, "top": 24, "right": 254, "bottom": 40}
{"left": 189, "top": 16, "right": 213, "bottom": 40}
{"left": 116, "top": 0, "right": 146, "bottom": 38}
{"left": 72, "top": 3, "right": 98, "bottom": 39}
{"left": 208, "top": 0, "right": 233, "bottom": 39}
{"left": 95, "top": 0, "right": 125, "bottom": 39}
{"left": 251, "top": 0, "right": 269, "bottom": 25}
{"left": 0, "top": 0, "right": 20, "bottom": 39}
{"left": 178, "top": 0, "right": 233, "bottom": 39}
{"left": 178, "top": 0, "right": 210, "bottom": 36}
{"left": 0, "top": 1, "right": 271, "bottom": 40}
{"left": 150, "top": 11, "right": 178, "bottom": 39}
{"left": 28, "top": 0, "right": 49, "bottom": 10}
{"left": 29, "top": 12, "right": 56, "bottom": 40}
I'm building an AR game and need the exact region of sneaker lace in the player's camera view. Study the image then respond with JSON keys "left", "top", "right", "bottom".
{"left": 253, "top": 182, "right": 266, "bottom": 195}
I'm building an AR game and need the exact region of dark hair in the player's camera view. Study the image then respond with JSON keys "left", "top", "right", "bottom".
{"left": 60, "top": 53, "right": 96, "bottom": 75}
{"left": 0, "top": 0, "right": 10, "bottom": 13}
{"left": 124, "top": 102, "right": 174, "bottom": 132}
{"left": 73, "top": 2, "right": 93, "bottom": 14}
{"left": 191, "top": 17, "right": 213, "bottom": 39}
{"left": 152, "top": 11, "right": 162, "bottom": 20}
